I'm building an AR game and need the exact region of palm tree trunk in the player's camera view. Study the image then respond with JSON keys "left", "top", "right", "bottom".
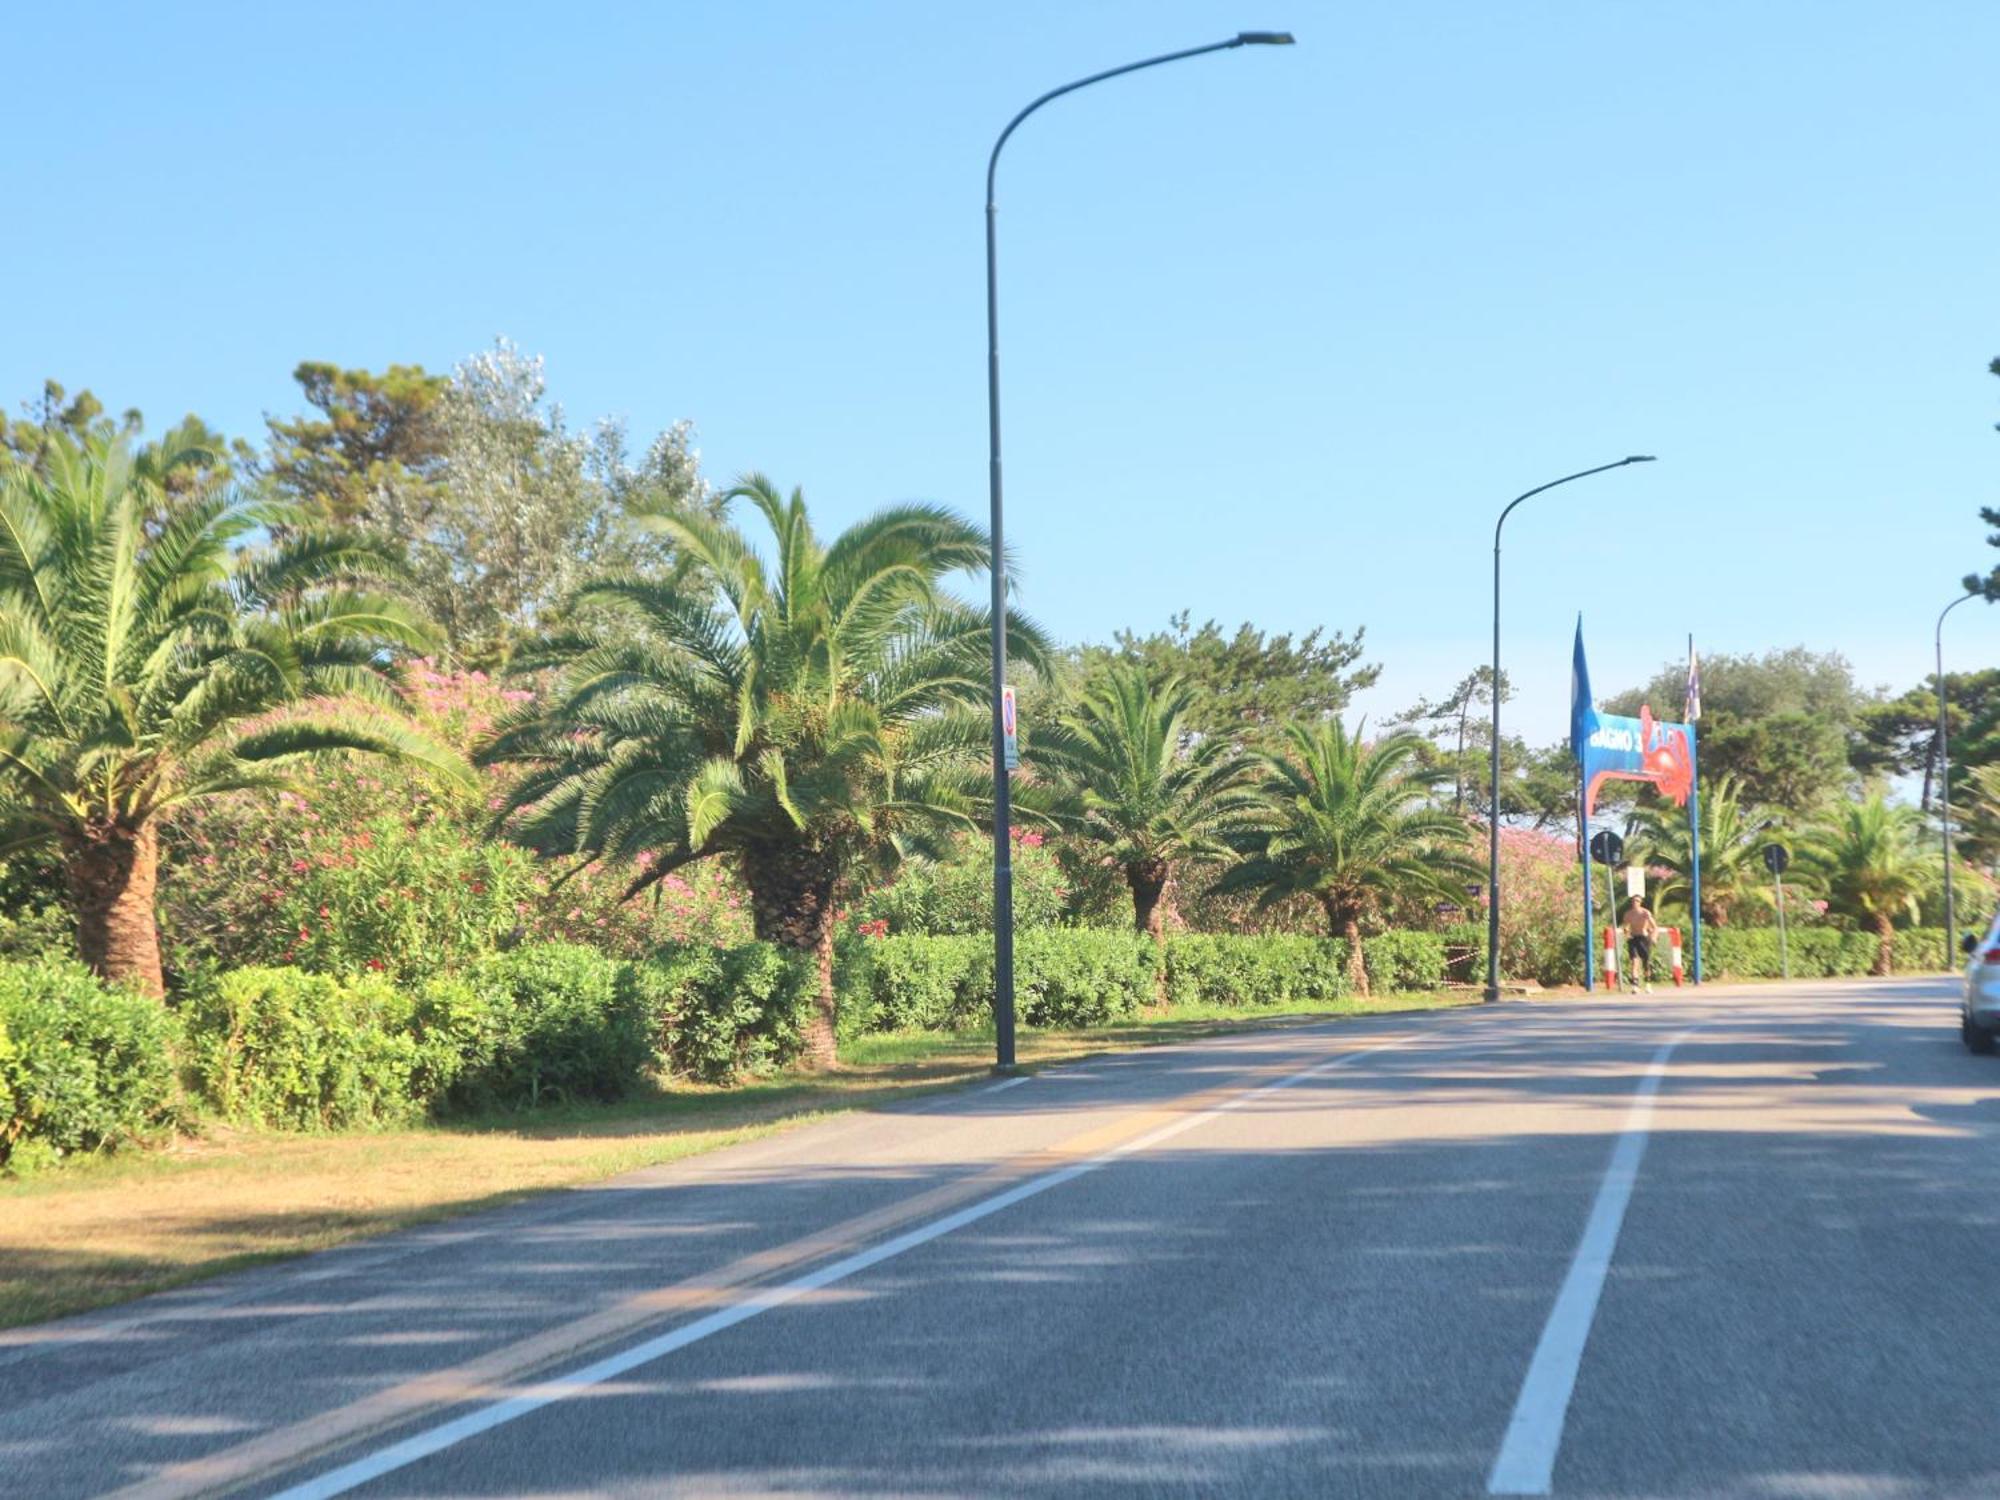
{"left": 742, "top": 844, "right": 841, "bottom": 1069}
{"left": 1871, "top": 910, "right": 1895, "bottom": 977}
{"left": 64, "top": 821, "right": 165, "bottom": 999}
{"left": 1322, "top": 896, "right": 1369, "bottom": 997}
{"left": 1126, "top": 859, "right": 1174, "bottom": 942}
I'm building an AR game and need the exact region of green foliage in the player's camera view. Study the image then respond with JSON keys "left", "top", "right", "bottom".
{"left": 185, "top": 969, "right": 423, "bottom": 1132}
{"left": 1216, "top": 719, "right": 1480, "bottom": 992}
{"left": 1624, "top": 774, "right": 1778, "bottom": 927}
{"left": 445, "top": 943, "right": 654, "bottom": 1111}
{"left": 843, "top": 930, "right": 1157, "bottom": 1032}
{"left": 1700, "top": 927, "right": 1880, "bottom": 979}
{"left": 0, "top": 434, "right": 464, "bottom": 994}
{"left": 1026, "top": 665, "right": 1263, "bottom": 935}
{"left": 633, "top": 943, "right": 815, "bottom": 1084}
{"left": 842, "top": 935, "right": 988, "bottom": 1031}
{"left": 0, "top": 959, "right": 180, "bottom": 1171}
{"left": 852, "top": 834, "right": 1069, "bottom": 937}
{"left": 263, "top": 361, "right": 448, "bottom": 527}
{"left": 1605, "top": 648, "right": 1859, "bottom": 818}
{"left": 1361, "top": 930, "right": 1449, "bottom": 992}
{"left": 482, "top": 472, "right": 1052, "bottom": 1063}
{"left": 158, "top": 663, "right": 752, "bottom": 986}
{"left": 0, "top": 853, "right": 70, "bottom": 961}
{"left": 1797, "top": 793, "right": 1934, "bottom": 972}
{"left": 1075, "top": 611, "right": 1377, "bottom": 750}
{"left": 1161, "top": 935, "right": 1352, "bottom": 1008}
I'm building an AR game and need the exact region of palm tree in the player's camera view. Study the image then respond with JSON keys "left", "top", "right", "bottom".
{"left": 1624, "top": 773, "right": 1775, "bottom": 926}
{"left": 1212, "top": 719, "right": 1479, "bottom": 995}
{"left": 480, "top": 474, "right": 1048, "bottom": 1067}
{"left": 1796, "top": 792, "right": 1931, "bottom": 975}
{"left": 0, "top": 438, "right": 461, "bottom": 996}
{"left": 1026, "top": 665, "right": 1262, "bottom": 939}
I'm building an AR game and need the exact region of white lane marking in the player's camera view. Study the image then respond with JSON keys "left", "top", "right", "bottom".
{"left": 270, "top": 1034, "right": 1412, "bottom": 1499}
{"left": 978, "top": 1075, "right": 1030, "bottom": 1094}
{"left": 1487, "top": 1029, "right": 1698, "bottom": 1496}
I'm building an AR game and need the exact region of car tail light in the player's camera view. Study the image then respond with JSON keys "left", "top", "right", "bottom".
{"left": 1984, "top": 947, "right": 2000, "bottom": 964}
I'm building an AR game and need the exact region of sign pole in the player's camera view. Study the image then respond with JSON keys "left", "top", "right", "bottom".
{"left": 1687, "top": 725, "right": 1704, "bottom": 984}
{"left": 1775, "top": 865, "right": 1789, "bottom": 979}
{"left": 1579, "top": 773, "right": 1593, "bottom": 992}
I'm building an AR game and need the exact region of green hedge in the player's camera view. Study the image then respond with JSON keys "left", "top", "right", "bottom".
{"left": 186, "top": 967, "right": 427, "bottom": 1131}
{"left": 0, "top": 960, "right": 181, "bottom": 1171}
{"left": 843, "top": 931, "right": 1158, "bottom": 1033}
{"left": 846, "top": 929, "right": 1454, "bottom": 1032}
{"left": 1161, "top": 935, "right": 1352, "bottom": 1008}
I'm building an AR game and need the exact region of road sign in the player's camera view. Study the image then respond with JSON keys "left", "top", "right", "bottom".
{"left": 1763, "top": 843, "right": 1790, "bottom": 875}
{"left": 1000, "top": 686, "right": 1019, "bottom": 772}
{"left": 1589, "top": 829, "right": 1624, "bottom": 866}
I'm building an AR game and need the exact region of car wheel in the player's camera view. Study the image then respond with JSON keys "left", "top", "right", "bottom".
{"left": 1964, "top": 1017, "right": 1997, "bottom": 1054}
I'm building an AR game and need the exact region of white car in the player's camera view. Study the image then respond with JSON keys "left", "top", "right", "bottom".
{"left": 1962, "top": 920, "right": 2000, "bottom": 1053}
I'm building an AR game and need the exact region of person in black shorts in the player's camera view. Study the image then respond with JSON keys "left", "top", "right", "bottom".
{"left": 1621, "top": 897, "right": 1658, "bottom": 992}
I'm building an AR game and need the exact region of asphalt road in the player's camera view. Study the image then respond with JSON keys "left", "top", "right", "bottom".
{"left": 5, "top": 976, "right": 1999, "bottom": 1499}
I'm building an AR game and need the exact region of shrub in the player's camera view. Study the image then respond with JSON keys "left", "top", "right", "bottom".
{"left": 1013, "top": 930, "right": 1157, "bottom": 1026}
{"left": 853, "top": 834, "right": 1069, "bottom": 936}
{"left": 445, "top": 943, "right": 653, "bottom": 1110}
{"left": 1160, "top": 935, "right": 1352, "bottom": 1008}
{"left": 0, "top": 960, "right": 180, "bottom": 1171}
{"left": 1361, "top": 931, "right": 1448, "bottom": 992}
{"left": 840, "top": 934, "right": 987, "bottom": 1033}
{"left": 635, "top": 943, "right": 816, "bottom": 1084}
{"left": 184, "top": 968, "right": 421, "bottom": 1131}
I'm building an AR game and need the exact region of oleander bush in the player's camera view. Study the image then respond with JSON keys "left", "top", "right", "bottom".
{"left": 1361, "top": 931, "right": 1449, "bottom": 993}
{"left": 0, "top": 960, "right": 181, "bottom": 1171}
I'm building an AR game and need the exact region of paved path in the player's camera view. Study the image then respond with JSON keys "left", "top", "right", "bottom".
{"left": 4, "top": 977, "right": 1997, "bottom": 1498}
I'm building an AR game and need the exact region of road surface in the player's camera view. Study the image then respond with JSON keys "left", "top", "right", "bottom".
{"left": 4, "top": 976, "right": 1997, "bottom": 1498}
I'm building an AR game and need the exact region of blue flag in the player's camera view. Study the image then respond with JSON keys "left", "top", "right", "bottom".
{"left": 1570, "top": 618, "right": 1593, "bottom": 757}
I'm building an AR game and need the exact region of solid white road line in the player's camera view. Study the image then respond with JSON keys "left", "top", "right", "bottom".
{"left": 978, "top": 1075, "right": 1030, "bottom": 1094}
{"left": 269, "top": 1034, "right": 1412, "bottom": 1500}
{"left": 1486, "top": 1029, "right": 1698, "bottom": 1496}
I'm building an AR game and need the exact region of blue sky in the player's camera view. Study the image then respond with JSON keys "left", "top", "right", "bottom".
{"left": 9, "top": 1, "right": 1997, "bottom": 742}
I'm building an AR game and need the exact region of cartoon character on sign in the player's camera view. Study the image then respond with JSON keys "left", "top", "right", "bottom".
{"left": 1638, "top": 704, "right": 1692, "bottom": 806}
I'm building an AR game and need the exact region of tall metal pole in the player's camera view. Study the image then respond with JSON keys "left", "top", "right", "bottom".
{"left": 1937, "top": 590, "right": 1978, "bottom": 969}
{"left": 1483, "top": 456, "right": 1656, "bottom": 1002}
{"left": 984, "top": 32, "right": 1295, "bottom": 1068}
{"left": 1774, "top": 862, "right": 1789, "bottom": 980}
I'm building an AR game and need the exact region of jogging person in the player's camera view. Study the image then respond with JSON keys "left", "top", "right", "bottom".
{"left": 1621, "top": 897, "right": 1658, "bottom": 992}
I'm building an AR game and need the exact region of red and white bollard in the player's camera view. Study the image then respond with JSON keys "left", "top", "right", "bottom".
{"left": 1602, "top": 926, "right": 1619, "bottom": 990}
{"left": 1667, "top": 926, "right": 1684, "bottom": 987}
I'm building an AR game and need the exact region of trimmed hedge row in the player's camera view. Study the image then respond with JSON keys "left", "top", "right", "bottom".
{"left": 32, "top": 917, "right": 1960, "bottom": 1167}
{"left": 844, "top": 930, "right": 1452, "bottom": 1027}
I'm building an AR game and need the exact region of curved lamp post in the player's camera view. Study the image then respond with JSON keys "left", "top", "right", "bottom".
{"left": 985, "top": 32, "right": 1295, "bottom": 1069}
{"left": 1937, "top": 589, "right": 1980, "bottom": 966}
{"left": 1482, "top": 456, "right": 1656, "bottom": 1003}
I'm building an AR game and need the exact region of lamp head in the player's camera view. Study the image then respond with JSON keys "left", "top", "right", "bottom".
{"left": 1625, "top": 455, "right": 1658, "bottom": 464}
{"left": 1235, "top": 31, "right": 1296, "bottom": 45}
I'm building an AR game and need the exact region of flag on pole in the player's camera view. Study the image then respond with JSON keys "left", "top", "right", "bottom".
{"left": 1571, "top": 617, "right": 1593, "bottom": 756}
{"left": 1685, "top": 635, "right": 1702, "bottom": 723}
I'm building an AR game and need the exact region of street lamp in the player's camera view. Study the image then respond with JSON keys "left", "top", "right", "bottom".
{"left": 984, "top": 32, "right": 1296, "bottom": 1070}
{"left": 1482, "top": 456, "right": 1656, "bottom": 1003}
{"left": 1937, "top": 588, "right": 1980, "bottom": 967}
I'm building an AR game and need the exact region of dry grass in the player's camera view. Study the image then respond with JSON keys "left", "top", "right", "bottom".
{"left": 0, "top": 993, "right": 1474, "bottom": 1330}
